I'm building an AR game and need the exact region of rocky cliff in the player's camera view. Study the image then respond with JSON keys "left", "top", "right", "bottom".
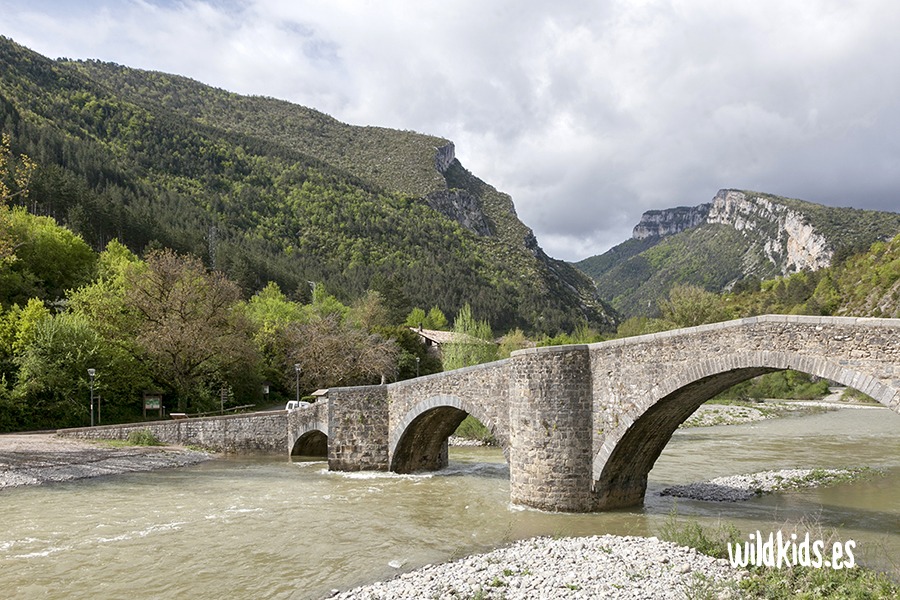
{"left": 576, "top": 188, "right": 900, "bottom": 317}
{"left": 632, "top": 204, "right": 711, "bottom": 240}
{"left": 706, "top": 189, "right": 832, "bottom": 274}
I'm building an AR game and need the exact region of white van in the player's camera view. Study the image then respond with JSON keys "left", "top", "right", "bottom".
{"left": 285, "top": 400, "right": 302, "bottom": 411}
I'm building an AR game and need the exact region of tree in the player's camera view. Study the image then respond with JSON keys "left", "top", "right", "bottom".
{"left": 0, "top": 209, "right": 97, "bottom": 305}
{"left": 658, "top": 284, "right": 730, "bottom": 328}
{"left": 0, "top": 133, "right": 36, "bottom": 265}
{"left": 284, "top": 315, "right": 398, "bottom": 390}
{"left": 12, "top": 312, "right": 111, "bottom": 429}
{"left": 126, "top": 249, "right": 259, "bottom": 412}
{"left": 404, "top": 305, "right": 449, "bottom": 330}
{"left": 441, "top": 303, "right": 498, "bottom": 371}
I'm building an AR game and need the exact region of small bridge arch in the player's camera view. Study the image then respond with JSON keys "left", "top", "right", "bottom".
{"left": 287, "top": 401, "right": 330, "bottom": 458}
{"left": 390, "top": 394, "right": 507, "bottom": 473}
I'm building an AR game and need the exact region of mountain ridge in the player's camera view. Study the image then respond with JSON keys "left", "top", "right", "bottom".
{"left": 576, "top": 188, "right": 900, "bottom": 317}
{"left": 0, "top": 36, "right": 615, "bottom": 334}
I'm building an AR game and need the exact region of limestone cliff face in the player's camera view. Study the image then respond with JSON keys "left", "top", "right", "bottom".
{"left": 424, "top": 142, "right": 495, "bottom": 236}
{"left": 633, "top": 205, "right": 711, "bottom": 239}
{"left": 424, "top": 189, "right": 494, "bottom": 237}
{"left": 706, "top": 189, "right": 832, "bottom": 274}
{"left": 434, "top": 142, "right": 456, "bottom": 174}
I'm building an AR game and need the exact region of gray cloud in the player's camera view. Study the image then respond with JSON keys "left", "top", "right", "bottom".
{"left": 3, "top": 0, "right": 900, "bottom": 260}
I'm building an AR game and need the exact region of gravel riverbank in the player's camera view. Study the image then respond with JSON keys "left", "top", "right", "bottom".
{"left": 330, "top": 535, "right": 744, "bottom": 599}
{"left": 0, "top": 433, "right": 212, "bottom": 490}
{"left": 660, "top": 467, "right": 868, "bottom": 502}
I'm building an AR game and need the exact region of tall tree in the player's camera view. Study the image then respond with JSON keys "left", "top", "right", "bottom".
{"left": 125, "top": 249, "right": 258, "bottom": 412}
{"left": 441, "top": 303, "right": 498, "bottom": 371}
{"left": 284, "top": 315, "right": 398, "bottom": 391}
{"left": 0, "top": 132, "right": 36, "bottom": 265}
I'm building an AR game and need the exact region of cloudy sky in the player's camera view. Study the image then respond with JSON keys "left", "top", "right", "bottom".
{"left": 2, "top": 1, "right": 899, "bottom": 261}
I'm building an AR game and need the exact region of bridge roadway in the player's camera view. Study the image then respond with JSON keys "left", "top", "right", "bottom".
{"left": 290, "top": 315, "right": 900, "bottom": 512}
{"left": 60, "top": 315, "right": 900, "bottom": 512}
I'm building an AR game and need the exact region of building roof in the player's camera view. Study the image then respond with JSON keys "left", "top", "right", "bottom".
{"left": 409, "top": 327, "right": 491, "bottom": 345}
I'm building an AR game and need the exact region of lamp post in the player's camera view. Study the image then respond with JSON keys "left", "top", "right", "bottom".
{"left": 415, "top": 356, "right": 420, "bottom": 378}
{"left": 87, "top": 368, "right": 96, "bottom": 427}
{"left": 294, "top": 363, "right": 301, "bottom": 404}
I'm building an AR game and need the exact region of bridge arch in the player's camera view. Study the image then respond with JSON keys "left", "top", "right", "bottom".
{"left": 592, "top": 351, "right": 900, "bottom": 510}
{"left": 289, "top": 420, "right": 329, "bottom": 459}
{"left": 390, "top": 395, "right": 507, "bottom": 474}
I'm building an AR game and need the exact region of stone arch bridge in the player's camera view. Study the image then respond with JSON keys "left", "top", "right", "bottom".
{"left": 287, "top": 315, "right": 900, "bottom": 512}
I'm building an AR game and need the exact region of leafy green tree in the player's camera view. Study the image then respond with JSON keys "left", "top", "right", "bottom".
{"left": 67, "top": 240, "right": 144, "bottom": 341}
{"left": 404, "top": 306, "right": 449, "bottom": 330}
{"left": 441, "top": 303, "right": 498, "bottom": 371}
{"left": 12, "top": 312, "right": 112, "bottom": 429}
{"left": 0, "top": 133, "right": 36, "bottom": 266}
{"left": 498, "top": 328, "right": 530, "bottom": 358}
{"left": 658, "top": 284, "right": 730, "bottom": 328}
{"left": 0, "top": 209, "right": 97, "bottom": 306}
{"left": 126, "top": 249, "right": 259, "bottom": 412}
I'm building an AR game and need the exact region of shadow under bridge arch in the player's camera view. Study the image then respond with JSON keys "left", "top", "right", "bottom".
{"left": 390, "top": 395, "right": 506, "bottom": 474}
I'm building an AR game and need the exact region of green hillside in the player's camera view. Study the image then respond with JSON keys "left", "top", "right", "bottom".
{"left": 0, "top": 36, "right": 614, "bottom": 334}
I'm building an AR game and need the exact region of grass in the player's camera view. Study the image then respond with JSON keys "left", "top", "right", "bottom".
{"left": 660, "top": 509, "right": 900, "bottom": 599}
{"left": 99, "top": 428, "right": 165, "bottom": 447}
{"left": 453, "top": 415, "right": 497, "bottom": 444}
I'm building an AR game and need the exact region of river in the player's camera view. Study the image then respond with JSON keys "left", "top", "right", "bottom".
{"left": 2, "top": 406, "right": 898, "bottom": 599}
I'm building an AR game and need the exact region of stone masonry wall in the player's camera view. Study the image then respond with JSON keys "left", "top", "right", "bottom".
{"left": 386, "top": 360, "right": 511, "bottom": 460}
{"left": 508, "top": 345, "right": 594, "bottom": 512}
{"left": 58, "top": 411, "right": 288, "bottom": 454}
{"left": 327, "top": 385, "right": 389, "bottom": 471}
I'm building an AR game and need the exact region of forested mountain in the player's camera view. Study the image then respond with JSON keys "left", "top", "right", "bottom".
{"left": 577, "top": 189, "right": 900, "bottom": 317}
{"left": 0, "top": 36, "right": 614, "bottom": 334}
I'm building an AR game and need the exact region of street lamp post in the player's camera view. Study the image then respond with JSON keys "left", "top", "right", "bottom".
{"left": 87, "top": 368, "right": 96, "bottom": 427}
{"left": 415, "top": 356, "right": 420, "bottom": 378}
{"left": 294, "top": 363, "right": 301, "bottom": 404}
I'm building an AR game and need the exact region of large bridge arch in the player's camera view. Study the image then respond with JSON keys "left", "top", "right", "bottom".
{"left": 389, "top": 395, "right": 508, "bottom": 473}
{"left": 592, "top": 349, "right": 900, "bottom": 510}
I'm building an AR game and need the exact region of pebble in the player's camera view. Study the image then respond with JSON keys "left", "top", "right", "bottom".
{"left": 330, "top": 535, "right": 745, "bottom": 599}
{"left": 659, "top": 468, "right": 864, "bottom": 502}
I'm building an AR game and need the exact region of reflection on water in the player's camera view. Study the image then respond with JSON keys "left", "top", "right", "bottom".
{"left": 1, "top": 408, "right": 898, "bottom": 599}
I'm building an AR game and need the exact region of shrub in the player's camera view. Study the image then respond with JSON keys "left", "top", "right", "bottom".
{"left": 126, "top": 428, "right": 164, "bottom": 446}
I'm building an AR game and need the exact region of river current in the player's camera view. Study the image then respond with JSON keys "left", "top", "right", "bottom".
{"left": 3, "top": 407, "right": 899, "bottom": 599}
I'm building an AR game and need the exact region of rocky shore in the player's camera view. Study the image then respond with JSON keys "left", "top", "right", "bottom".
{"left": 660, "top": 467, "right": 868, "bottom": 502}
{"left": 330, "top": 535, "right": 743, "bottom": 599}
{"left": 0, "top": 433, "right": 212, "bottom": 490}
